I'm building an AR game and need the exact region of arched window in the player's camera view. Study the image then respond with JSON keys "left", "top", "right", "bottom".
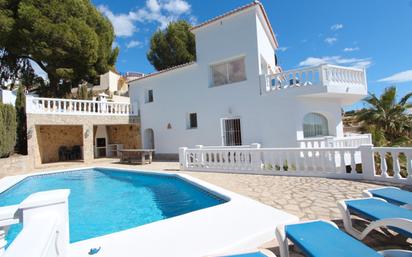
{"left": 303, "top": 113, "right": 329, "bottom": 138}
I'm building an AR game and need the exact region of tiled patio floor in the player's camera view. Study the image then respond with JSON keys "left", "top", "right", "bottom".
{"left": 1, "top": 159, "right": 411, "bottom": 256}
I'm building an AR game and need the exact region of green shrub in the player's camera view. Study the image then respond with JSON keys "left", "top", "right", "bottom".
{"left": 15, "top": 85, "right": 27, "bottom": 154}
{"left": 0, "top": 103, "right": 17, "bottom": 157}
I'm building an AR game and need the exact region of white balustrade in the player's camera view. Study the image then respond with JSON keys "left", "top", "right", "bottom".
{"left": 369, "top": 147, "right": 412, "bottom": 183}
{"left": 261, "top": 64, "right": 366, "bottom": 94}
{"left": 179, "top": 144, "right": 412, "bottom": 185}
{"left": 26, "top": 96, "right": 138, "bottom": 116}
{"left": 298, "top": 134, "right": 372, "bottom": 148}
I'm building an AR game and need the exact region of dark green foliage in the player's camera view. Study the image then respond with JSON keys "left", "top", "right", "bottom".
{"left": 15, "top": 85, "right": 27, "bottom": 154}
{"left": 357, "top": 86, "right": 412, "bottom": 146}
{"left": 147, "top": 20, "right": 196, "bottom": 71}
{"left": 0, "top": 103, "right": 17, "bottom": 157}
{"left": 0, "top": 0, "right": 119, "bottom": 96}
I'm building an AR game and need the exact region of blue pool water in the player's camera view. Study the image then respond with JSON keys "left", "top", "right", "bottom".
{"left": 0, "top": 168, "right": 226, "bottom": 244}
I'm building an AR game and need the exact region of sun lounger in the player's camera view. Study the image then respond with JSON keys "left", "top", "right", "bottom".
{"left": 275, "top": 220, "right": 410, "bottom": 257}
{"left": 210, "top": 249, "right": 276, "bottom": 257}
{"left": 338, "top": 197, "right": 412, "bottom": 239}
{"left": 363, "top": 187, "right": 412, "bottom": 209}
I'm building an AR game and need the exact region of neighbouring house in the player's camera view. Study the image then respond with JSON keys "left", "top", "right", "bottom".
{"left": 72, "top": 70, "right": 144, "bottom": 97}
{"left": 125, "top": 72, "right": 145, "bottom": 82}
{"left": 0, "top": 88, "right": 37, "bottom": 106}
{"left": 128, "top": 1, "right": 370, "bottom": 160}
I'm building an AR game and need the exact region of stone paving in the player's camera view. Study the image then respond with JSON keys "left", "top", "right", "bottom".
{"left": 1, "top": 159, "right": 411, "bottom": 256}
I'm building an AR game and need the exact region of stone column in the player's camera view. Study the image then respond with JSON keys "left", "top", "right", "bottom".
{"left": 83, "top": 124, "right": 94, "bottom": 163}
{"left": 26, "top": 115, "right": 39, "bottom": 168}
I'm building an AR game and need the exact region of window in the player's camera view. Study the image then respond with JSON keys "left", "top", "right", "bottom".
{"left": 211, "top": 57, "right": 246, "bottom": 87}
{"left": 303, "top": 113, "right": 329, "bottom": 138}
{"left": 146, "top": 89, "right": 153, "bottom": 103}
{"left": 188, "top": 113, "right": 197, "bottom": 129}
{"left": 222, "top": 118, "right": 242, "bottom": 146}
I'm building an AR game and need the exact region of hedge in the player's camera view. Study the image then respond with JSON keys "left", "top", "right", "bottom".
{"left": 0, "top": 103, "right": 17, "bottom": 157}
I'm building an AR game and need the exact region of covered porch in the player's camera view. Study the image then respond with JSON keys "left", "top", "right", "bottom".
{"left": 26, "top": 97, "right": 141, "bottom": 167}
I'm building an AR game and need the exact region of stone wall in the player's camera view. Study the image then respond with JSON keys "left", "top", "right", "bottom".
{"left": 37, "top": 125, "right": 83, "bottom": 163}
{"left": 0, "top": 155, "right": 32, "bottom": 176}
{"left": 107, "top": 125, "right": 141, "bottom": 149}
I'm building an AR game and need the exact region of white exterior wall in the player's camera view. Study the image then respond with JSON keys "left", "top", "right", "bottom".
{"left": 129, "top": 6, "right": 348, "bottom": 155}
{"left": 0, "top": 89, "right": 17, "bottom": 105}
{"left": 99, "top": 71, "right": 120, "bottom": 93}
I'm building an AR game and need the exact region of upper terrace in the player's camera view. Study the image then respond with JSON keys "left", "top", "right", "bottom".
{"left": 261, "top": 64, "right": 367, "bottom": 104}
{"left": 26, "top": 96, "right": 139, "bottom": 116}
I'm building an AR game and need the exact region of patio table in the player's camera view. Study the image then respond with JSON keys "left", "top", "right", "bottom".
{"left": 119, "top": 149, "right": 154, "bottom": 164}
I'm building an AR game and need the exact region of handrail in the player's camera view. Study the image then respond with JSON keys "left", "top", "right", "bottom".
{"left": 179, "top": 144, "right": 412, "bottom": 185}
{"left": 0, "top": 190, "right": 70, "bottom": 257}
{"left": 262, "top": 64, "right": 367, "bottom": 94}
{"left": 26, "top": 96, "right": 138, "bottom": 116}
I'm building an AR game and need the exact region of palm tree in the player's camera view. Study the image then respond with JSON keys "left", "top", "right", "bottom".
{"left": 357, "top": 86, "right": 412, "bottom": 146}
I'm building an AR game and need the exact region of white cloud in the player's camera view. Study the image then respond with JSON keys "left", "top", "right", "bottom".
{"left": 343, "top": 47, "right": 360, "bottom": 52}
{"left": 331, "top": 24, "right": 343, "bottom": 31}
{"left": 299, "top": 56, "right": 372, "bottom": 68}
{"left": 98, "top": 0, "right": 193, "bottom": 37}
{"left": 164, "top": 0, "right": 191, "bottom": 15}
{"left": 324, "top": 37, "right": 337, "bottom": 45}
{"left": 277, "top": 47, "right": 289, "bottom": 52}
{"left": 378, "top": 70, "right": 412, "bottom": 83}
{"left": 126, "top": 40, "right": 143, "bottom": 49}
{"left": 98, "top": 5, "right": 136, "bottom": 37}
{"left": 147, "top": 0, "right": 161, "bottom": 13}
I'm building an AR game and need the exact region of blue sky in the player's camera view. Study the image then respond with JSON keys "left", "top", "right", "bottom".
{"left": 91, "top": 0, "right": 412, "bottom": 110}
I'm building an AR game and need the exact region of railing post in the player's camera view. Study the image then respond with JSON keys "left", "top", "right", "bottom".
{"left": 319, "top": 65, "right": 326, "bottom": 86}
{"left": 324, "top": 136, "right": 334, "bottom": 148}
{"left": 179, "top": 147, "right": 188, "bottom": 170}
{"left": 250, "top": 143, "right": 262, "bottom": 171}
{"left": 359, "top": 144, "right": 375, "bottom": 180}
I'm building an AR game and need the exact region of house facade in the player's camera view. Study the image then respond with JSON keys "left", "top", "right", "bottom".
{"left": 129, "top": 1, "right": 368, "bottom": 159}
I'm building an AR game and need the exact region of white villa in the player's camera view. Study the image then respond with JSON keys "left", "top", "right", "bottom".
{"left": 0, "top": 2, "right": 411, "bottom": 257}
{"left": 128, "top": 1, "right": 369, "bottom": 159}
{"left": 20, "top": 1, "right": 375, "bottom": 167}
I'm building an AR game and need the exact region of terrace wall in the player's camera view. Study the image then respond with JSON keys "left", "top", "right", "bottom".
{"left": 107, "top": 125, "right": 141, "bottom": 149}
{"left": 37, "top": 125, "right": 83, "bottom": 163}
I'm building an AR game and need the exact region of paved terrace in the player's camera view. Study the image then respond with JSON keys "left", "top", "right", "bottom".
{"left": 1, "top": 159, "right": 411, "bottom": 256}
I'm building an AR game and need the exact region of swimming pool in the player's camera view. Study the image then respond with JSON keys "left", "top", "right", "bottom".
{"left": 0, "top": 168, "right": 227, "bottom": 244}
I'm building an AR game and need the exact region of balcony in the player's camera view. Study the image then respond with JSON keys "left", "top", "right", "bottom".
{"left": 26, "top": 96, "right": 138, "bottom": 116}
{"left": 298, "top": 134, "right": 372, "bottom": 148}
{"left": 260, "top": 64, "right": 367, "bottom": 104}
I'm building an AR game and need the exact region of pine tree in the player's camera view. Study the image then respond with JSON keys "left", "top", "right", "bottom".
{"left": 147, "top": 20, "right": 196, "bottom": 71}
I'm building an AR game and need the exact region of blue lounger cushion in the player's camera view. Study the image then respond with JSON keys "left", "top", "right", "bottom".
{"left": 285, "top": 221, "right": 382, "bottom": 257}
{"left": 368, "top": 188, "right": 412, "bottom": 206}
{"left": 220, "top": 252, "right": 269, "bottom": 257}
{"left": 345, "top": 198, "right": 412, "bottom": 237}
{"left": 345, "top": 198, "right": 412, "bottom": 221}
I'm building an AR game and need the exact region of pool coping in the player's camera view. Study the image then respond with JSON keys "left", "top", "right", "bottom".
{"left": 0, "top": 166, "right": 299, "bottom": 257}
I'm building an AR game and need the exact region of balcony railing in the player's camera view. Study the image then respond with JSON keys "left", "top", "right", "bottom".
{"left": 261, "top": 64, "right": 367, "bottom": 94}
{"left": 26, "top": 96, "right": 138, "bottom": 116}
{"left": 298, "top": 134, "right": 372, "bottom": 148}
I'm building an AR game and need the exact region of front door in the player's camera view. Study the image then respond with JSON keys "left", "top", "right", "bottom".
{"left": 221, "top": 118, "right": 242, "bottom": 146}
